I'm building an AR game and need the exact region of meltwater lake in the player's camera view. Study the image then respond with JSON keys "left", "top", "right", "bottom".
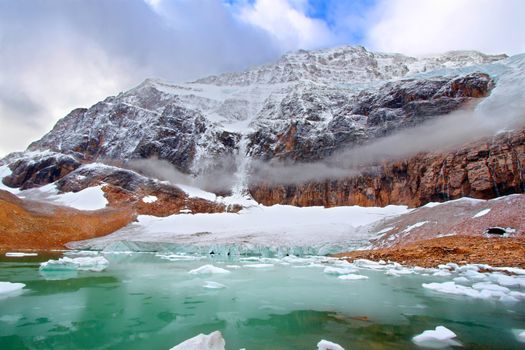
{"left": 1, "top": 252, "right": 525, "bottom": 350}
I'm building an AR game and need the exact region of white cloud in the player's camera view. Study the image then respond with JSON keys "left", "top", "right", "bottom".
{"left": 365, "top": 0, "right": 525, "bottom": 55}
{"left": 0, "top": 0, "right": 281, "bottom": 156}
{"left": 236, "top": 0, "right": 336, "bottom": 51}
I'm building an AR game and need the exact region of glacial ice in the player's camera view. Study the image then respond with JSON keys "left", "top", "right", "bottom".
{"left": 39, "top": 256, "right": 109, "bottom": 272}
{"left": 412, "top": 326, "right": 461, "bottom": 348}
{"left": 317, "top": 339, "right": 345, "bottom": 350}
{"left": 142, "top": 195, "right": 158, "bottom": 203}
{"left": 169, "top": 331, "right": 225, "bottom": 350}
{"left": 188, "top": 265, "right": 230, "bottom": 275}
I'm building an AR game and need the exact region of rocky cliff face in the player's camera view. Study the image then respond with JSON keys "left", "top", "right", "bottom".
{"left": 250, "top": 129, "right": 525, "bottom": 207}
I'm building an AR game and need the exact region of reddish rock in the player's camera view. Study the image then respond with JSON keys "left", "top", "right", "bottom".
{"left": 250, "top": 129, "right": 525, "bottom": 207}
{"left": 0, "top": 189, "right": 136, "bottom": 250}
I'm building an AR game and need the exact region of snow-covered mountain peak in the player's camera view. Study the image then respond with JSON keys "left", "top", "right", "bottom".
{"left": 193, "top": 45, "right": 507, "bottom": 87}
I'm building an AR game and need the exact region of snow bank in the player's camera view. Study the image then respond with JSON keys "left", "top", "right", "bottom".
{"left": 317, "top": 339, "right": 345, "bottom": 350}
{"left": 52, "top": 186, "right": 108, "bottom": 210}
{"left": 412, "top": 326, "right": 461, "bottom": 348}
{"left": 39, "top": 256, "right": 109, "bottom": 272}
{"left": 189, "top": 265, "right": 230, "bottom": 275}
{"left": 5, "top": 252, "right": 38, "bottom": 257}
{"left": 169, "top": 331, "right": 225, "bottom": 350}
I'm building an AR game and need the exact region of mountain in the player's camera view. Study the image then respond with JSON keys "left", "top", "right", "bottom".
{"left": 1, "top": 45, "right": 523, "bottom": 210}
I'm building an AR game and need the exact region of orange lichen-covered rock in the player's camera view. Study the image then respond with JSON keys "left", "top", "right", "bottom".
{"left": 0, "top": 190, "right": 136, "bottom": 250}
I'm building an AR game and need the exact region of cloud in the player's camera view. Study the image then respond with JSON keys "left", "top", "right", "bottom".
{"left": 365, "top": 0, "right": 525, "bottom": 55}
{"left": 233, "top": 0, "right": 337, "bottom": 50}
{"left": 0, "top": 0, "right": 281, "bottom": 156}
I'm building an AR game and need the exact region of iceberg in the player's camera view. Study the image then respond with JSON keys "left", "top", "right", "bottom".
{"left": 169, "top": 331, "right": 225, "bottom": 350}
{"left": 39, "top": 256, "right": 109, "bottom": 272}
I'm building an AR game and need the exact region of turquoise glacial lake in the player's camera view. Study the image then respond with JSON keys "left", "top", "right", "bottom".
{"left": 0, "top": 252, "right": 524, "bottom": 349}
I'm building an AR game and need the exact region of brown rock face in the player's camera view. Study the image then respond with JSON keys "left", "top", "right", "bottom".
{"left": 0, "top": 190, "right": 136, "bottom": 250}
{"left": 250, "top": 129, "right": 525, "bottom": 207}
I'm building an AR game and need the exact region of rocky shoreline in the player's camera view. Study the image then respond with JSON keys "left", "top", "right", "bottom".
{"left": 336, "top": 235, "right": 525, "bottom": 268}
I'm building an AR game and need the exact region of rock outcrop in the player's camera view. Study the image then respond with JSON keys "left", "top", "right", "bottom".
{"left": 250, "top": 129, "right": 525, "bottom": 207}
{"left": 55, "top": 164, "right": 241, "bottom": 216}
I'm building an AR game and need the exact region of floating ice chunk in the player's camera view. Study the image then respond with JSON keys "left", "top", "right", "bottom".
{"left": 170, "top": 331, "right": 225, "bottom": 350}
{"left": 244, "top": 264, "right": 274, "bottom": 268}
{"left": 0, "top": 282, "right": 26, "bottom": 295}
{"left": 488, "top": 273, "right": 525, "bottom": 288}
{"left": 473, "top": 208, "right": 491, "bottom": 218}
{"left": 39, "top": 256, "right": 109, "bottom": 272}
{"left": 433, "top": 270, "right": 452, "bottom": 277}
{"left": 353, "top": 259, "right": 388, "bottom": 270}
{"left": 513, "top": 329, "right": 525, "bottom": 343}
{"left": 412, "top": 326, "right": 461, "bottom": 348}
{"left": 323, "top": 267, "right": 358, "bottom": 275}
{"left": 461, "top": 270, "right": 487, "bottom": 281}
{"left": 317, "top": 339, "right": 344, "bottom": 350}
{"left": 472, "top": 282, "right": 510, "bottom": 293}
{"left": 142, "top": 195, "right": 158, "bottom": 203}
{"left": 203, "top": 281, "right": 226, "bottom": 289}
{"left": 386, "top": 268, "right": 414, "bottom": 277}
{"left": 5, "top": 252, "right": 38, "bottom": 257}
{"left": 422, "top": 282, "right": 481, "bottom": 298}
{"left": 499, "top": 295, "right": 519, "bottom": 303}
{"left": 189, "top": 265, "right": 231, "bottom": 275}
{"left": 225, "top": 265, "right": 241, "bottom": 269}
{"left": 510, "top": 291, "right": 525, "bottom": 300}
{"left": 338, "top": 274, "right": 368, "bottom": 280}
{"left": 458, "top": 265, "right": 479, "bottom": 272}
{"left": 453, "top": 277, "right": 470, "bottom": 284}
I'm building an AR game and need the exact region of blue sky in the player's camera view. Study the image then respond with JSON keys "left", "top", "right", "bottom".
{"left": 0, "top": 0, "right": 524, "bottom": 155}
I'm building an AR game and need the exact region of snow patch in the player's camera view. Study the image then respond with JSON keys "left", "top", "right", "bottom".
{"left": 51, "top": 185, "right": 108, "bottom": 210}
{"left": 142, "top": 195, "right": 158, "bottom": 203}
{"left": 473, "top": 208, "right": 491, "bottom": 218}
